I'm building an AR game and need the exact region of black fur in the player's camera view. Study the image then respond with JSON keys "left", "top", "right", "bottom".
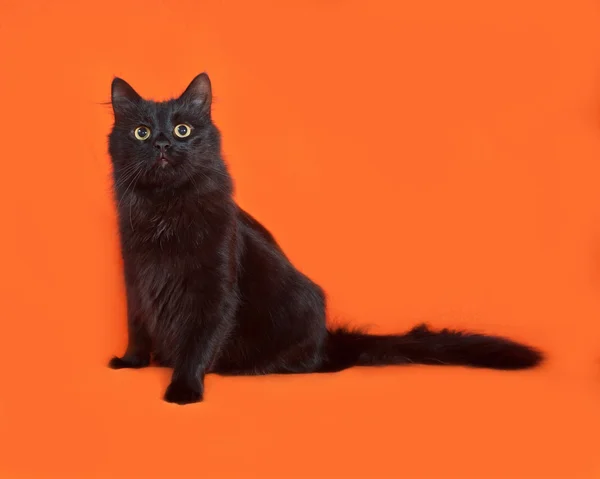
{"left": 107, "top": 73, "right": 543, "bottom": 405}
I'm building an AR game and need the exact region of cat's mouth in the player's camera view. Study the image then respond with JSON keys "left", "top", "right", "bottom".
{"left": 156, "top": 154, "right": 171, "bottom": 168}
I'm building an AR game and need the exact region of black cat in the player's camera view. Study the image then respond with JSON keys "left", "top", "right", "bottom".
{"left": 107, "top": 73, "right": 543, "bottom": 405}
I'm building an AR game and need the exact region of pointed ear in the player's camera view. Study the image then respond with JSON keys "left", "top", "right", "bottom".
{"left": 178, "top": 73, "right": 212, "bottom": 112}
{"left": 111, "top": 77, "right": 141, "bottom": 114}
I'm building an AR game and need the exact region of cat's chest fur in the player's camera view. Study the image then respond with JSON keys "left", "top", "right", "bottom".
{"left": 119, "top": 192, "right": 210, "bottom": 344}
{"left": 117, "top": 187, "right": 233, "bottom": 341}
{"left": 119, "top": 190, "right": 208, "bottom": 252}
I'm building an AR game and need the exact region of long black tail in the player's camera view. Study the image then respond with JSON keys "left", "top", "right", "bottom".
{"left": 318, "top": 323, "right": 543, "bottom": 372}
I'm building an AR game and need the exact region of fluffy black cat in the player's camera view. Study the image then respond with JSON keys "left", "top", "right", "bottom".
{"left": 107, "top": 73, "right": 543, "bottom": 405}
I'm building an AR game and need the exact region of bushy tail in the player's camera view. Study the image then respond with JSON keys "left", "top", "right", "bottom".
{"left": 318, "top": 323, "right": 542, "bottom": 372}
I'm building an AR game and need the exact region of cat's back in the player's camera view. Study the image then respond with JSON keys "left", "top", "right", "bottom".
{"left": 235, "top": 205, "right": 325, "bottom": 308}
{"left": 237, "top": 207, "right": 286, "bottom": 255}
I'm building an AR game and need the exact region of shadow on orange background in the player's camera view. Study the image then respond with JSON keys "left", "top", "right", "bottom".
{"left": 1, "top": 0, "right": 600, "bottom": 477}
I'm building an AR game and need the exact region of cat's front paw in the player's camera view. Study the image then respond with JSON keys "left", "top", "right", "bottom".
{"left": 108, "top": 355, "right": 150, "bottom": 369}
{"left": 164, "top": 380, "right": 203, "bottom": 405}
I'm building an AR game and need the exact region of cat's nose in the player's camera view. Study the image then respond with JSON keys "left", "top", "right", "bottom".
{"left": 154, "top": 136, "right": 171, "bottom": 151}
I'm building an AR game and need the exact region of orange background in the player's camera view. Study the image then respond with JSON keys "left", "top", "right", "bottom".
{"left": 1, "top": 0, "right": 600, "bottom": 477}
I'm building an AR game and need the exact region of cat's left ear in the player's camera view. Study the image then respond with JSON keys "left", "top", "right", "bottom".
{"left": 178, "top": 73, "right": 212, "bottom": 113}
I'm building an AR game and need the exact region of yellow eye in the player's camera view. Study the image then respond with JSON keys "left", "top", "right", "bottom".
{"left": 174, "top": 123, "right": 192, "bottom": 138}
{"left": 134, "top": 126, "right": 151, "bottom": 141}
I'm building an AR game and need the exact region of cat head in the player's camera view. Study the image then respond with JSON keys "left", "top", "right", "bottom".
{"left": 108, "top": 73, "right": 223, "bottom": 191}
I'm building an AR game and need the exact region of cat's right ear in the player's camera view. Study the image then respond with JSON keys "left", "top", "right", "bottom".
{"left": 111, "top": 77, "right": 141, "bottom": 116}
